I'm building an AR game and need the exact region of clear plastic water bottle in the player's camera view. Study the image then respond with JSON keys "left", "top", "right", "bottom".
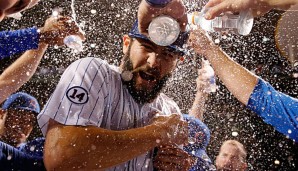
{"left": 189, "top": 8, "right": 254, "bottom": 35}
{"left": 63, "top": 35, "right": 83, "bottom": 52}
{"left": 202, "top": 59, "right": 217, "bottom": 93}
{"left": 148, "top": 15, "right": 180, "bottom": 46}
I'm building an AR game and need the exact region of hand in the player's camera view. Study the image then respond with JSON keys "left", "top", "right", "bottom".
{"left": 153, "top": 146, "right": 196, "bottom": 171}
{"left": 39, "top": 16, "right": 85, "bottom": 45}
{"left": 196, "top": 60, "right": 213, "bottom": 92}
{"left": 188, "top": 27, "right": 217, "bottom": 57}
{"left": 204, "top": 0, "right": 276, "bottom": 19}
{"left": 150, "top": 113, "right": 188, "bottom": 146}
{"left": 138, "top": 0, "right": 188, "bottom": 35}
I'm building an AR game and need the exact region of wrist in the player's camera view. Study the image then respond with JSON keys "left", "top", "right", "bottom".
{"left": 146, "top": 124, "right": 165, "bottom": 145}
{"left": 38, "top": 42, "right": 49, "bottom": 49}
{"left": 145, "top": 0, "right": 172, "bottom": 7}
{"left": 38, "top": 27, "right": 47, "bottom": 43}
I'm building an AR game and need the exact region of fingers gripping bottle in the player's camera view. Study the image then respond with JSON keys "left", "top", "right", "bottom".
{"left": 202, "top": 59, "right": 217, "bottom": 93}
{"left": 189, "top": 8, "right": 254, "bottom": 35}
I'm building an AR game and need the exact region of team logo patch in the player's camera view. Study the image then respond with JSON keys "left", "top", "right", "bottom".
{"left": 66, "top": 86, "right": 89, "bottom": 104}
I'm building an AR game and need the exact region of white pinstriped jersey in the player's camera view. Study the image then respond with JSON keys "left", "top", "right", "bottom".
{"left": 37, "top": 57, "right": 181, "bottom": 170}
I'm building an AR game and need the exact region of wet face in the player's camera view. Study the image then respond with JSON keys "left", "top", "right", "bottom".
{"left": 0, "top": 0, "right": 31, "bottom": 21}
{"left": 216, "top": 143, "right": 247, "bottom": 171}
{"left": 0, "top": 109, "right": 35, "bottom": 147}
{"left": 121, "top": 36, "right": 180, "bottom": 104}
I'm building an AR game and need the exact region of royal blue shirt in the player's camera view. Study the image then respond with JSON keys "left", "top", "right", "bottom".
{"left": 0, "top": 140, "right": 45, "bottom": 171}
{"left": 247, "top": 79, "right": 298, "bottom": 142}
{"left": 0, "top": 27, "right": 39, "bottom": 59}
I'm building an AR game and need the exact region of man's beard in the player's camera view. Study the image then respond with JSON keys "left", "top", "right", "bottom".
{"left": 121, "top": 54, "right": 170, "bottom": 104}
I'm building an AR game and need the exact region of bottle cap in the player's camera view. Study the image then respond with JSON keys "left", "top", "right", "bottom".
{"left": 148, "top": 15, "right": 181, "bottom": 46}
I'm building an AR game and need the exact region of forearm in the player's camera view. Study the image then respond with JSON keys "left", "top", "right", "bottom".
{"left": 44, "top": 120, "right": 161, "bottom": 170}
{"left": 199, "top": 44, "right": 258, "bottom": 105}
{"left": 265, "top": 0, "right": 298, "bottom": 8}
{"left": 189, "top": 91, "right": 208, "bottom": 120}
{"left": 0, "top": 141, "right": 45, "bottom": 170}
{"left": 0, "top": 43, "right": 48, "bottom": 103}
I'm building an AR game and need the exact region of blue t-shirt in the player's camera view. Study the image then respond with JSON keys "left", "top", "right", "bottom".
{"left": 18, "top": 137, "right": 45, "bottom": 158}
{"left": 0, "top": 139, "right": 45, "bottom": 171}
{"left": 0, "top": 27, "right": 39, "bottom": 59}
{"left": 247, "top": 79, "right": 298, "bottom": 142}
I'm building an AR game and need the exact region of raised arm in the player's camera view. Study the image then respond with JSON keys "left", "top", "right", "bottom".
{"left": 189, "top": 62, "right": 213, "bottom": 120}
{"left": 205, "top": 0, "right": 298, "bottom": 19}
{"left": 0, "top": 43, "right": 47, "bottom": 104}
{"left": 189, "top": 28, "right": 258, "bottom": 105}
{"left": 189, "top": 27, "right": 298, "bottom": 141}
{"left": 0, "top": 16, "right": 84, "bottom": 104}
{"left": 44, "top": 114, "right": 188, "bottom": 170}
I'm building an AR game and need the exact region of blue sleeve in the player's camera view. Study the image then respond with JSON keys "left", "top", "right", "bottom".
{"left": 0, "top": 27, "right": 39, "bottom": 59}
{"left": 247, "top": 79, "right": 298, "bottom": 141}
{"left": 146, "top": 0, "right": 172, "bottom": 7}
{"left": 0, "top": 141, "right": 45, "bottom": 171}
{"left": 18, "top": 137, "right": 45, "bottom": 158}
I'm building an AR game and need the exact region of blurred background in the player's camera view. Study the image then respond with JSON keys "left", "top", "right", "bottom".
{"left": 0, "top": 0, "right": 297, "bottom": 170}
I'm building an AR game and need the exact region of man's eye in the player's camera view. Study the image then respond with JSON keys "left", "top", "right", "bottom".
{"left": 163, "top": 52, "right": 177, "bottom": 60}
{"left": 141, "top": 45, "right": 154, "bottom": 51}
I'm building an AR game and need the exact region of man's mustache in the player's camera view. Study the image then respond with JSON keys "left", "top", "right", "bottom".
{"left": 132, "top": 65, "right": 161, "bottom": 78}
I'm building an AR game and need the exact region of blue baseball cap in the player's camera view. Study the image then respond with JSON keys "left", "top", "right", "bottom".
{"left": 183, "top": 114, "right": 212, "bottom": 163}
{"left": 128, "top": 20, "right": 189, "bottom": 56}
{"left": 2, "top": 92, "right": 40, "bottom": 115}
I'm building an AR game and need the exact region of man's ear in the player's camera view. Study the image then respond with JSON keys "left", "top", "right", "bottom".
{"left": 123, "top": 35, "right": 131, "bottom": 55}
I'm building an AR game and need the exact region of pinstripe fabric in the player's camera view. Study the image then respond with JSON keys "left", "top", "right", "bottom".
{"left": 37, "top": 57, "right": 181, "bottom": 170}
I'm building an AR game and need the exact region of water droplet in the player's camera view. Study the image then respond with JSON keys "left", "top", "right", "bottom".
{"left": 232, "top": 131, "right": 238, "bottom": 137}
{"left": 30, "top": 146, "right": 36, "bottom": 151}
{"left": 156, "top": 139, "right": 161, "bottom": 143}
{"left": 91, "top": 9, "right": 96, "bottom": 14}
{"left": 274, "top": 159, "right": 280, "bottom": 165}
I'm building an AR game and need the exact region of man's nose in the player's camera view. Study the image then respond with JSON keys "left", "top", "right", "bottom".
{"left": 147, "top": 52, "right": 161, "bottom": 68}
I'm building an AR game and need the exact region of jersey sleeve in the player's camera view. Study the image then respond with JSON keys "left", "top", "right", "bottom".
{"left": 0, "top": 141, "right": 45, "bottom": 171}
{"left": 38, "top": 57, "right": 111, "bottom": 135}
{"left": 247, "top": 78, "right": 298, "bottom": 141}
{"left": 0, "top": 27, "right": 39, "bottom": 59}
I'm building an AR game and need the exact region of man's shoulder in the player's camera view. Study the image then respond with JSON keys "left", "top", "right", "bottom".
{"left": 156, "top": 93, "right": 177, "bottom": 105}
{"left": 70, "top": 57, "right": 119, "bottom": 74}
{"left": 154, "top": 93, "right": 181, "bottom": 114}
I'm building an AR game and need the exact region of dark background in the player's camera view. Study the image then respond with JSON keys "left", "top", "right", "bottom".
{"left": 0, "top": 0, "right": 297, "bottom": 170}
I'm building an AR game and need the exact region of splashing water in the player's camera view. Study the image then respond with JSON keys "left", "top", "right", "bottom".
{"left": 63, "top": 0, "right": 84, "bottom": 52}
{"left": 71, "top": 0, "right": 77, "bottom": 22}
